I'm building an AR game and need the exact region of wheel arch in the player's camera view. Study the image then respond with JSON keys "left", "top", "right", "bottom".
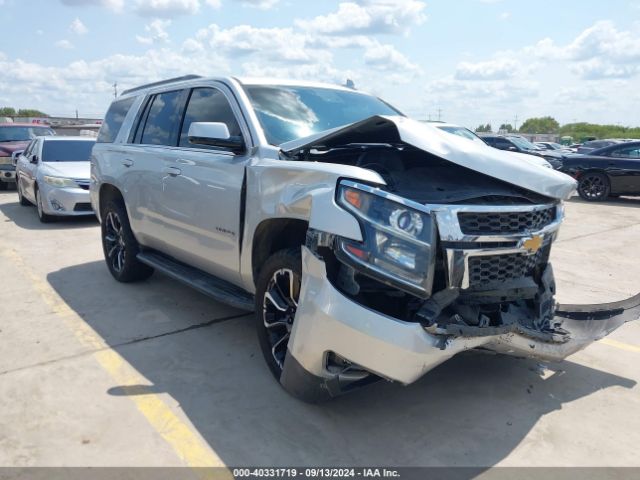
{"left": 98, "top": 183, "right": 125, "bottom": 218}
{"left": 251, "top": 218, "right": 309, "bottom": 288}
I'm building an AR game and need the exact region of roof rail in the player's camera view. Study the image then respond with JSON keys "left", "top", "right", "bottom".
{"left": 121, "top": 75, "right": 203, "bottom": 96}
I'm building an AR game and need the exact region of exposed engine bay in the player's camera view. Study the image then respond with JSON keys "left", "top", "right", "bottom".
{"left": 300, "top": 142, "right": 564, "bottom": 342}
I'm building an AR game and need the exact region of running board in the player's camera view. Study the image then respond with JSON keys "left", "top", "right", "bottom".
{"left": 137, "top": 251, "right": 254, "bottom": 312}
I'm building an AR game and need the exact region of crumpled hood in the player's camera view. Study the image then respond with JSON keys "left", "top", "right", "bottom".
{"left": 0, "top": 141, "right": 29, "bottom": 156}
{"left": 41, "top": 161, "right": 90, "bottom": 180}
{"left": 281, "top": 116, "right": 577, "bottom": 200}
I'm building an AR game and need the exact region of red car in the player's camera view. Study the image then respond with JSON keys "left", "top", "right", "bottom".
{"left": 0, "top": 123, "right": 56, "bottom": 189}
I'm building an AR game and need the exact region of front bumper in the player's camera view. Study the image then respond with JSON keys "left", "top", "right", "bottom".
{"left": 40, "top": 182, "right": 94, "bottom": 216}
{"left": 281, "top": 247, "right": 640, "bottom": 399}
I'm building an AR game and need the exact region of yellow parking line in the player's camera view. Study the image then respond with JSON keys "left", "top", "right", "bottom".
{"left": 601, "top": 337, "right": 640, "bottom": 354}
{"left": 1, "top": 247, "right": 229, "bottom": 477}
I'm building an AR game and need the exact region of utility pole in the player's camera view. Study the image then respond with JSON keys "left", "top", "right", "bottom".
{"left": 513, "top": 114, "right": 519, "bottom": 131}
{"left": 113, "top": 82, "right": 118, "bottom": 98}
{"left": 75, "top": 109, "right": 79, "bottom": 120}
{"left": 437, "top": 108, "right": 442, "bottom": 122}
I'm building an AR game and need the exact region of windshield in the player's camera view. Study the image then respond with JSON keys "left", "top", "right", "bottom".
{"left": 508, "top": 136, "right": 540, "bottom": 151}
{"left": 42, "top": 140, "right": 95, "bottom": 162}
{"left": 0, "top": 126, "right": 55, "bottom": 142}
{"left": 438, "top": 126, "right": 485, "bottom": 143}
{"left": 243, "top": 85, "right": 402, "bottom": 145}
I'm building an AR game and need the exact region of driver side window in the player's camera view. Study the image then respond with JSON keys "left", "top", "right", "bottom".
{"left": 178, "top": 87, "right": 242, "bottom": 150}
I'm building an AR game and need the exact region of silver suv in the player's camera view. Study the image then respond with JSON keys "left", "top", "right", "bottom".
{"left": 91, "top": 75, "right": 640, "bottom": 402}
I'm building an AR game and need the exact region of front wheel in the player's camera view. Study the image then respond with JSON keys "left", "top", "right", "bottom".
{"left": 255, "top": 248, "right": 302, "bottom": 381}
{"left": 17, "top": 180, "right": 30, "bottom": 206}
{"left": 35, "top": 187, "right": 56, "bottom": 223}
{"left": 101, "top": 200, "right": 154, "bottom": 282}
{"left": 578, "top": 172, "right": 610, "bottom": 201}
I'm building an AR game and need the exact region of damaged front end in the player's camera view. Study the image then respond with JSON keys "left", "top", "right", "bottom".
{"left": 278, "top": 116, "right": 640, "bottom": 401}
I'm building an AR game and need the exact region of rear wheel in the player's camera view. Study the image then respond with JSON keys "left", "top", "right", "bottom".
{"left": 578, "top": 172, "right": 610, "bottom": 201}
{"left": 101, "top": 199, "right": 154, "bottom": 282}
{"left": 35, "top": 187, "right": 55, "bottom": 223}
{"left": 255, "top": 248, "right": 302, "bottom": 381}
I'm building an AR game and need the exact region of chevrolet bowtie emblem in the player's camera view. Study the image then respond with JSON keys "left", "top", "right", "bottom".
{"left": 523, "top": 235, "right": 543, "bottom": 254}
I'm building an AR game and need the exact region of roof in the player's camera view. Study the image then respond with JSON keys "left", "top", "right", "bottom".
{"left": 0, "top": 123, "right": 54, "bottom": 128}
{"left": 120, "top": 74, "right": 364, "bottom": 97}
{"left": 40, "top": 136, "right": 96, "bottom": 142}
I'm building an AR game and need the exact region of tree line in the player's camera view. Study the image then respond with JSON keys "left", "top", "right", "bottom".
{"left": 476, "top": 116, "right": 640, "bottom": 140}
{"left": 0, "top": 107, "right": 49, "bottom": 117}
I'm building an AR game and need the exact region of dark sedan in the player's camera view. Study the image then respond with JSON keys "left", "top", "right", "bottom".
{"left": 560, "top": 141, "right": 640, "bottom": 201}
{"left": 481, "top": 134, "right": 565, "bottom": 169}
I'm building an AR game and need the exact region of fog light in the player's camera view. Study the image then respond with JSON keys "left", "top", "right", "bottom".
{"left": 51, "top": 199, "right": 65, "bottom": 211}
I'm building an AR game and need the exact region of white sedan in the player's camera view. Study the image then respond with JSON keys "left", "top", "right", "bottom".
{"left": 15, "top": 136, "right": 96, "bottom": 222}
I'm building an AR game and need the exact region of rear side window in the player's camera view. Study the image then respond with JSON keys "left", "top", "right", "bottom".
{"left": 179, "top": 88, "right": 242, "bottom": 148}
{"left": 97, "top": 97, "right": 135, "bottom": 143}
{"left": 140, "top": 90, "right": 187, "bottom": 146}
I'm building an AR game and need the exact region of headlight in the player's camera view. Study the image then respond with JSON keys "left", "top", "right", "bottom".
{"left": 43, "top": 176, "right": 78, "bottom": 188}
{"left": 336, "top": 180, "right": 437, "bottom": 298}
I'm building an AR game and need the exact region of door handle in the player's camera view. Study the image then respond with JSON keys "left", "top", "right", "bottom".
{"left": 162, "top": 166, "right": 182, "bottom": 176}
{"left": 123, "top": 159, "right": 134, "bottom": 167}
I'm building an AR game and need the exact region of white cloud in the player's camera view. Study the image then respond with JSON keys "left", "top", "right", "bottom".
{"left": 60, "top": 0, "right": 124, "bottom": 12}
{"left": 195, "top": 24, "right": 331, "bottom": 64}
{"left": 237, "top": 0, "right": 279, "bottom": 9}
{"left": 455, "top": 57, "right": 521, "bottom": 80}
{"left": 136, "top": 19, "right": 172, "bottom": 45}
{"left": 499, "top": 12, "right": 510, "bottom": 21}
{"left": 295, "top": 0, "right": 427, "bottom": 36}
{"left": 55, "top": 40, "right": 75, "bottom": 50}
{"left": 69, "top": 18, "right": 89, "bottom": 35}
{"left": 134, "top": 0, "right": 200, "bottom": 16}
{"left": 364, "top": 42, "right": 420, "bottom": 74}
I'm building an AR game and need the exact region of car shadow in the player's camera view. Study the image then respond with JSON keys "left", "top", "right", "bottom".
{"left": 567, "top": 195, "right": 640, "bottom": 209}
{"left": 0, "top": 196, "right": 98, "bottom": 230}
{"left": 47, "top": 261, "right": 637, "bottom": 467}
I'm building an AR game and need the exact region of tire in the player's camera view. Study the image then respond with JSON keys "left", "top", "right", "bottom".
{"left": 101, "top": 199, "right": 154, "bottom": 283}
{"left": 35, "top": 187, "right": 56, "bottom": 223}
{"left": 578, "top": 172, "right": 610, "bottom": 202}
{"left": 17, "top": 180, "right": 30, "bottom": 206}
{"left": 255, "top": 248, "right": 302, "bottom": 381}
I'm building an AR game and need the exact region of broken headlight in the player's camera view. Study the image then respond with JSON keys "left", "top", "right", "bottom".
{"left": 336, "top": 180, "right": 437, "bottom": 298}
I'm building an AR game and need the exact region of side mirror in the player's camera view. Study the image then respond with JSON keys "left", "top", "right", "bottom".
{"left": 187, "top": 122, "right": 245, "bottom": 153}
{"left": 30, "top": 155, "right": 38, "bottom": 164}
{"left": 11, "top": 150, "right": 24, "bottom": 166}
{"left": 508, "top": 146, "right": 518, "bottom": 152}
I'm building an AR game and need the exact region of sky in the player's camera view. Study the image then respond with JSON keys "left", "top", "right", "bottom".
{"left": 1, "top": 0, "right": 639, "bottom": 130}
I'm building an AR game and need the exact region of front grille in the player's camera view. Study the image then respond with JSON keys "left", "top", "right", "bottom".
{"left": 73, "top": 202, "right": 93, "bottom": 212}
{"left": 468, "top": 251, "right": 542, "bottom": 287}
{"left": 458, "top": 207, "right": 556, "bottom": 235}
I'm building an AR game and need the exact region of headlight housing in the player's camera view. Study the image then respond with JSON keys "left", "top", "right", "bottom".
{"left": 336, "top": 180, "right": 437, "bottom": 298}
{"left": 43, "top": 176, "right": 78, "bottom": 188}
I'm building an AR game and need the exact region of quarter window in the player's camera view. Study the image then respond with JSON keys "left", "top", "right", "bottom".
{"left": 140, "top": 90, "right": 187, "bottom": 146}
{"left": 97, "top": 97, "right": 135, "bottom": 143}
{"left": 612, "top": 147, "right": 640, "bottom": 159}
{"left": 179, "top": 88, "right": 242, "bottom": 149}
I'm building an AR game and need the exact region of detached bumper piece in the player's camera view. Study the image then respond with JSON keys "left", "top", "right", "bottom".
{"left": 281, "top": 248, "right": 640, "bottom": 403}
